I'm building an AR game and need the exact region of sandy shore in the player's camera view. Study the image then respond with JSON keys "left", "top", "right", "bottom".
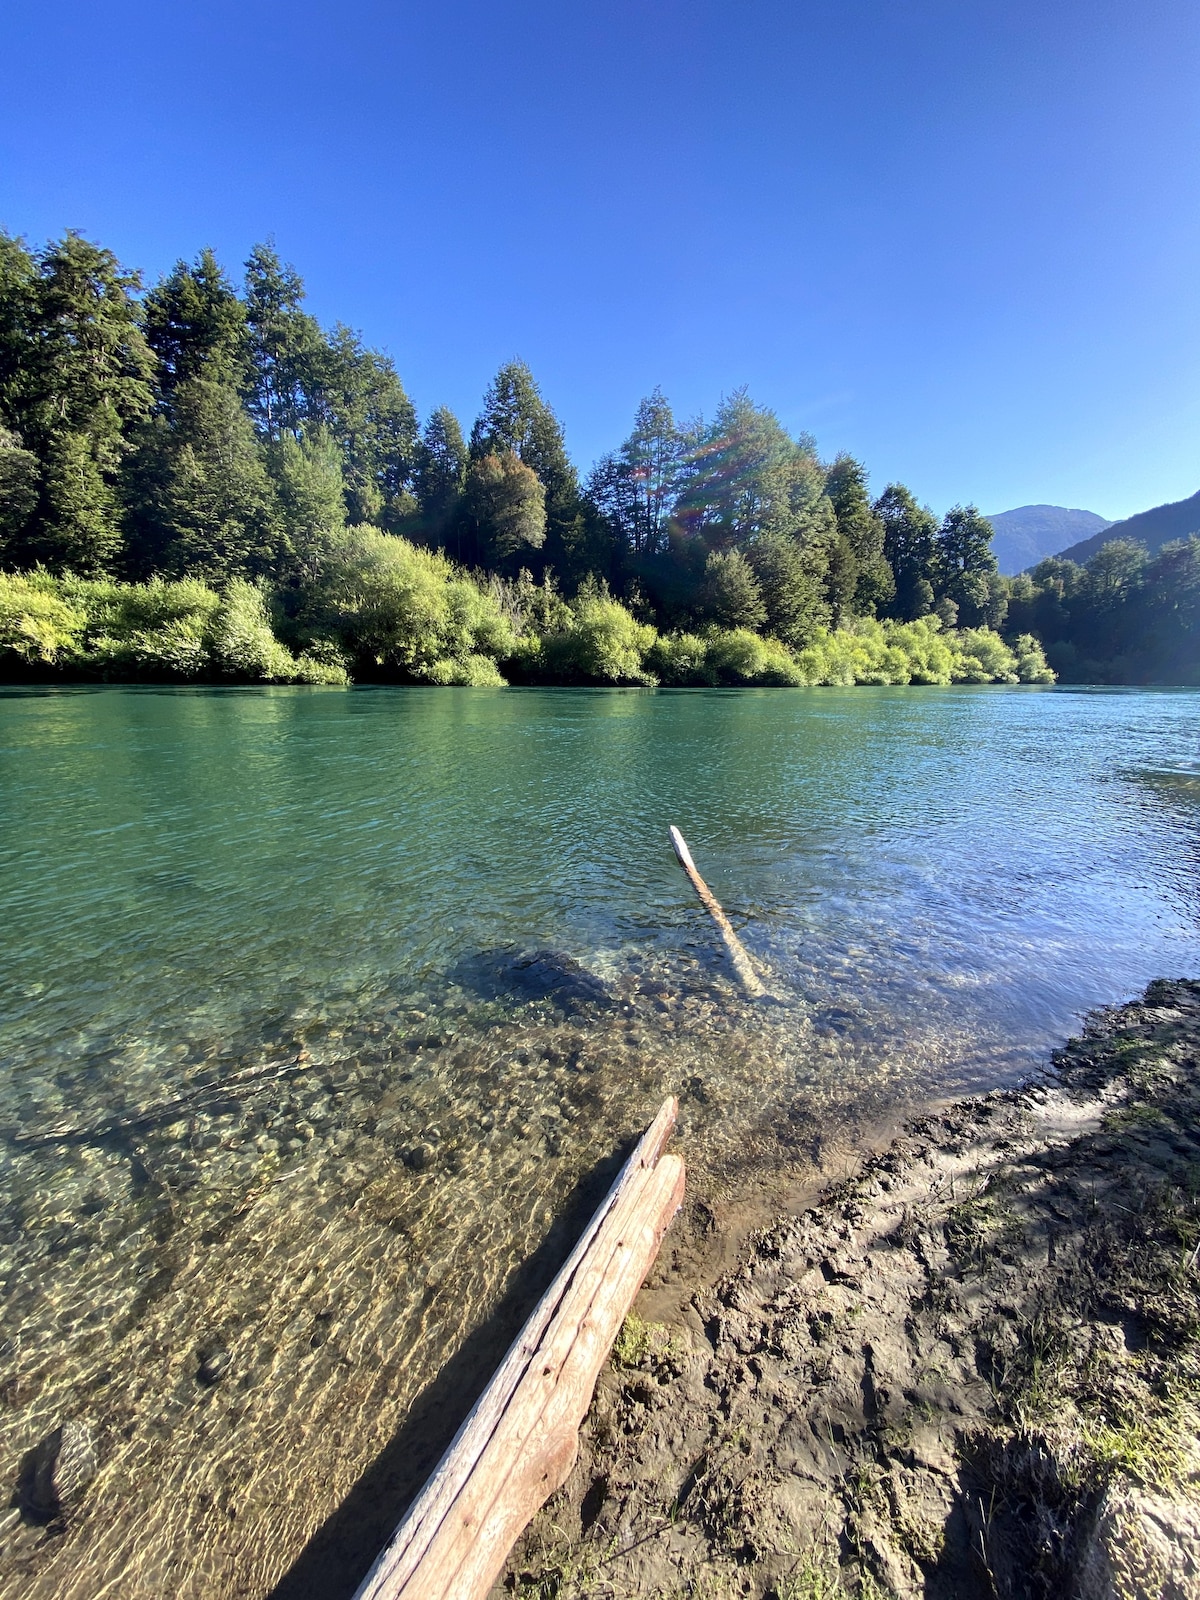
{"left": 497, "top": 979, "right": 1200, "bottom": 1599}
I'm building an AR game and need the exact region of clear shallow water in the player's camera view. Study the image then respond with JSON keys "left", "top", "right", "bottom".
{"left": 0, "top": 683, "right": 1198, "bottom": 1597}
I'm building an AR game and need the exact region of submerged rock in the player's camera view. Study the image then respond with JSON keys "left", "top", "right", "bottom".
{"left": 447, "top": 948, "right": 616, "bottom": 1014}
{"left": 196, "top": 1344, "right": 230, "bottom": 1386}
{"left": 19, "top": 1419, "right": 97, "bottom": 1519}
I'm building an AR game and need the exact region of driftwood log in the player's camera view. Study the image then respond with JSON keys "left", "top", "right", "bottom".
{"left": 353, "top": 1097, "right": 685, "bottom": 1600}
{"left": 669, "top": 825, "right": 767, "bottom": 998}
{"left": 355, "top": 1100, "right": 684, "bottom": 1600}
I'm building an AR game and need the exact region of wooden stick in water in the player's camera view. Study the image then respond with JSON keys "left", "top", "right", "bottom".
{"left": 669, "top": 825, "right": 767, "bottom": 998}
{"left": 353, "top": 1096, "right": 684, "bottom": 1600}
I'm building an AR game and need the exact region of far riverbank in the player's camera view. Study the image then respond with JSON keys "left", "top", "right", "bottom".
{"left": 503, "top": 979, "right": 1200, "bottom": 1600}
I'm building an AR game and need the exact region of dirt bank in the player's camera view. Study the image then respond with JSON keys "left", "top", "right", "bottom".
{"left": 497, "top": 979, "right": 1200, "bottom": 1600}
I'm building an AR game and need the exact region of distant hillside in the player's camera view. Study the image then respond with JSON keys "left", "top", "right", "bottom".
{"left": 1054, "top": 487, "right": 1200, "bottom": 567}
{"left": 984, "top": 505, "right": 1112, "bottom": 574}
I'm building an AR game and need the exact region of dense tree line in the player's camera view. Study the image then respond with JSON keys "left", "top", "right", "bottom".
{"left": 1008, "top": 537, "right": 1200, "bottom": 684}
{"left": 0, "top": 228, "right": 1176, "bottom": 687}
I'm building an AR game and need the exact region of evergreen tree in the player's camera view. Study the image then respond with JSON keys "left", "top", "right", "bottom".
{"left": 825, "top": 455, "right": 894, "bottom": 617}
{"left": 1084, "top": 537, "right": 1147, "bottom": 606}
{"left": 700, "top": 547, "right": 766, "bottom": 630}
{"left": 319, "top": 325, "right": 418, "bottom": 527}
{"left": 14, "top": 234, "right": 155, "bottom": 573}
{"left": 745, "top": 531, "right": 829, "bottom": 647}
{"left": 127, "top": 377, "right": 282, "bottom": 581}
{"left": 243, "top": 243, "right": 326, "bottom": 439}
{"left": 0, "top": 426, "right": 39, "bottom": 559}
{"left": 674, "top": 390, "right": 802, "bottom": 546}
{"left": 1142, "top": 537, "right": 1200, "bottom": 682}
{"left": 875, "top": 483, "right": 937, "bottom": 620}
{"left": 0, "top": 236, "right": 41, "bottom": 557}
{"left": 463, "top": 452, "right": 546, "bottom": 567}
{"left": 0, "top": 233, "right": 39, "bottom": 428}
{"left": 414, "top": 406, "right": 468, "bottom": 544}
{"left": 127, "top": 247, "right": 282, "bottom": 581}
{"left": 470, "top": 361, "right": 590, "bottom": 583}
{"left": 936, "top": 504, "right": 999, "bottom": 628}
{"left": 143, "top": 248, "right": 250, "bottom": 395}
{"left": 271, "top": 425, "right": 346, "bottom": 580}
{"left": 587, "top": 388, "right": 683, "bottom": 556}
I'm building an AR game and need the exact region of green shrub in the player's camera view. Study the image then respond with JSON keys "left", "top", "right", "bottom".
{"left": 302, "top": 527, "right": 514, "bottom": 678}
{"left": 953, "top": 626, "right": 1019, "bottom": 684}
{"left": 82, "top": 578, "right": 220, "bottom": 678}
{"left": 0, "top": 558, "right": 1058, "bottom": 691}
{"left": 424, "top": 653, "right": 507, "bottom": 686}
{"left": 704, "top": 628, "right": 806, "bottom": 685}
{"left": 887, "top": 617, "right": 956, "bottom": 684}
{"left": 1, "top": 572, "right": 349, "bottom": 684}
{"left": 207, "top": 579, "right": 303, "bottom": 680}
{"left": 644, "top": 631, "right": 710, "bottom": 686}
{"left": 1011, "top": 632, "right": 1056, "bottom": 683}
{"left": 291, "top": 640, "right": 350, "bottom": 685}
{"left": 0, "top": 572, "right": 87, "bottom": 664}
{"left": 539, "top": 594, "right": 658, "bottom": 684}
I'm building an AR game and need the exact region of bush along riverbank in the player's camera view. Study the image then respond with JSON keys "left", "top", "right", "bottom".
{"left": 501, "top": 979, "right": 1200, "bottom": 1600}
{"left": 0, "top": 545, "right": 1055, "bottom": 689}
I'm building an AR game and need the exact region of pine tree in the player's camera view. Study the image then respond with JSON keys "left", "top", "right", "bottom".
{"left": 319, "top": 325, "right": 418, "bottom": 527}
{"left": 936, "top": 505, "right": 999, "bottom": 627}
{"left": 143, "top": 248, "right": 250, "bottom": 395}
{"left": 13, "top": 234, "right": 155, "bottom": 573}
{"left": 414, "top": 406, "right": 468, "bottom": 545}
{"left": 243, "top": 243, "right": 326, "bottom": 440}
{"left": 825, "top": 454, "right": 894, "bottom": 618}
{"left": 875, "top": 483, "right": 937, "bottom": 620}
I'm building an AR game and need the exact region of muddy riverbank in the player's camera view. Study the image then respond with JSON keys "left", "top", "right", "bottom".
{"left": 499, "top": 979, "right": 1200, "bottom": 1600}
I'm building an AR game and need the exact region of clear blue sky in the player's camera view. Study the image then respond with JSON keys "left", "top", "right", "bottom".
{"left": 1, "top": 0, "right": 1197, "bottom": 520}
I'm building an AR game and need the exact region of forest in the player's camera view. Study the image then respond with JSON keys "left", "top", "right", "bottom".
{"left": 0, "top": 231, "right": 1195, "bottom": 687}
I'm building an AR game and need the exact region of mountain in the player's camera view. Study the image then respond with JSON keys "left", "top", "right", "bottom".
{"left": 984, "top": 505, "right": 1113, "bottom": 574}
{"left": 1053, "top": 487, "right": 1200, "bottom": 567}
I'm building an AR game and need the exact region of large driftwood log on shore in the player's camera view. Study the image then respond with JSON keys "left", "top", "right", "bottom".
{"left": 669, "top": 826, "right": 767, "bottom": 998}
{"left": 353, "top": 1097, "right": 685, "bottom": 1600}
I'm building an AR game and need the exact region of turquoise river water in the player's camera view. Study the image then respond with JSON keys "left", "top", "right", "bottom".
{"left": 0, "top": 683, "right": 1198, "bottom": 1597}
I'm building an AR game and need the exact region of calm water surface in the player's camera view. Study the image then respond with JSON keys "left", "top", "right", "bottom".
{"left": 1, "top": 684, "right": 1198, "bottom": 1597}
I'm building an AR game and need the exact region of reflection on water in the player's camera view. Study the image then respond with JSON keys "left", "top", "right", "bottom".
{"left": 0, "top": 683, "right": 1198, "bottom": 1598}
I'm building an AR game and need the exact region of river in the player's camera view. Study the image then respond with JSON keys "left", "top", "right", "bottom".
{"left": 0, "top": 683, "right": 1197, "bottom": 1597}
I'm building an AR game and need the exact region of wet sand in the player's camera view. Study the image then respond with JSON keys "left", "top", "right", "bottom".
{"left": 499, "top": 979, "right": 1200, "bottom": 1600}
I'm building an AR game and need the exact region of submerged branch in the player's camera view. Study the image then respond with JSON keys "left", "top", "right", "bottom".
{"left": 4, "top": 1054, "right": 319, "bottom": 1151}
{"left": 669, "top": 826, "right": 767, "bottom": 999}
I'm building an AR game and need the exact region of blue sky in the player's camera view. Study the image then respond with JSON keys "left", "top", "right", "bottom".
{"left": 1, "top": 0, "right": 1197, "bottom": 520}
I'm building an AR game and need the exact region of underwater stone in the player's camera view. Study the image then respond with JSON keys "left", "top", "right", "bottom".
{"left": 20, "top": 1418, "right": 97, "bottom": 1518}
{"left": 197, "top": 1345, "right": 231, "bottom": 1385}
{"left": 404, "top": 1142, "right": 435, "bottom": 1172}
